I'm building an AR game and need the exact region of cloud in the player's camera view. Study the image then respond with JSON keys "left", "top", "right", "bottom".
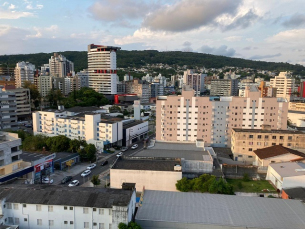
{"left": 26, "top": 27, "right": 42, "bottom": 38}
{"left": 221, "top": 9, "right": 260, "bottom": 31}
{"left": 88, "top": 0, "right": 155, "bottom": 22}
{"left": 200, "top": 45, "right": 236, "bottom": 57}
{"left": 267, "top": 29, "right": 305, "bottom": 44}
{"left": 0, "top": 7, "right": 33, "bottom": 19}
{"left": 8, "top": 4, "right": 15, "bottom": 10}
{"left": 26, "top": 4, "right": 43, "bottom": 10}
{"left": 250, "top": 53, "right": 281, "bottom": 60}
{"left": 282, "top": 14, "right": 305, "bottom": 28}
{"left": 45, "top": 25, "right": 58, "bottom": 32}
{"left": 224, "top": 36, "right": 242, "bottom": 42}
{"left": 143, "top": 0, "right": 242, "bottom": 32}
{"left": 183, "top": 41, "right": 191, "bottom": 46}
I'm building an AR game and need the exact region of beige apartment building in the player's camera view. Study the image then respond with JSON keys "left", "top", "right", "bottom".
{"left": 156, "top": 86, "right": 288, "bottom": 147}
{"left": 270, "top": 71, "right": 296, "bottom": 101}
{"left": 289, "top": 102, "right": 305, "bottom": 111}
{"left": 231, "top": 127, "right": 305, "bottom": 163}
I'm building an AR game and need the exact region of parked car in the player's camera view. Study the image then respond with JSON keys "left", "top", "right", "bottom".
{"left": 121, "top": 147, "right": 128, "bottom": 152}
{"left": 81, "top": 170, "right": 91, "bottom": 177}
{"left": 131, "top": 144, "right": 138, "bottom": 150}
{"left": 87, "top": 164, "right": 96, "bottom": 170}
{"left": 61, "top": 176, "right": 73, "bottom": 184}
{"left": 68, "top": 180, "right": 79, "bottom": 187}
{"left": 101, "top": 160, "right": 108, "bottom": 166}
{"left": 25, "top": 124, "right": 32, "bottom": 128}
{"left": 116, "top": 152, "right": 123, "bottom": 157}
{"left": 42, "top": 177, "right": 53, "bottom": 184}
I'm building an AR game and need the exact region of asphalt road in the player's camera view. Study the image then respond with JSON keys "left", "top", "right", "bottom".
{"left": 64, "top": 139, "right": 147, "bottom": 186}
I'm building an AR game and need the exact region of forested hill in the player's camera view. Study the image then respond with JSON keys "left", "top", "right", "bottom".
{"left": 1, "top": 50, "right": 305, "bottom": 75}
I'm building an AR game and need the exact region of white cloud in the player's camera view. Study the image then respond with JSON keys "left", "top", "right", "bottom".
{"left": 224, "top": 36, "right": 243, "bottom": 42}
{"left": 26, "top": 27, "right": 42, "bottom": 38}
{"left": 2, "top": 2, "right": 8, "bottom": 6}
{"left": 8, "top": 4, "right": 16, "bottom": 10}
{"left": 26, "top": 4, "right": 43, "bottom": 10}
{"left": 0, "top": 7, "right": 33, "bottom": 19}
{"left": 267, "top": 29, "right": 305, "bottom": 44}
{"left": 45, "top": 25, "right": 58, "bottom": 32}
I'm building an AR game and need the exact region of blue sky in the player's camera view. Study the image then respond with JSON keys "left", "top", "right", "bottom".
{"left": 1, "top": 0, "right": 305, "bottom": 66}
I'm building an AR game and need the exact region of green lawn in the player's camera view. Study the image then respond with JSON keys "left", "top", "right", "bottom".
{"left": 227, "top": 179, "right": 276, "bottom": 193}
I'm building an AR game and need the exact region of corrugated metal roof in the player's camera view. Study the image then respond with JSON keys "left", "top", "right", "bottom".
{"left": 136, "top": 190, "right": 305, "bottom": 229}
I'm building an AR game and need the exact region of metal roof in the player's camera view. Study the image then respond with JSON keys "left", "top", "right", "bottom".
{"left": 269, "top": 162, "right": 305, "bottom": 177}
{"left": 136, "top": 190, "right": 305, "bottom": 229}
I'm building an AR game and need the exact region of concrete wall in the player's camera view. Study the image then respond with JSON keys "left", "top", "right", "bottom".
{"left": 283, "top": 176, "right": 305, "bottom": 189}
{"left": 110, "top": 169, "right": 182, "bottom": 192}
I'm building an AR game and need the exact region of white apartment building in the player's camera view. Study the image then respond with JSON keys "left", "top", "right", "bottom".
{"left": 14, "top": 62, "right": 35, "bottom": 88}
{"left": 122, "top": 120, "right": 149, "bottom": 147}
{"left": 270, "top": 72, "right": 296, "bottom": 100}
{"left": 0, "top": 185, "right": 136, "bottom": 229}
{"left": 40, "top": 64, "right": 50, "bottom": 75}
{"left": 0, "top": 89, "right": 17, "bottom": 130}
{"left": 3, "top": 88, "right": 31, "bottom": 118}
{"left": 183, "top": 70, "right": 206, "bottom": 95}
{"left": 32, "top": 107, "right": 123, "bottom": 149}
{"left": 0, "top": 132, "right": 22, "bottom": 167}
{"left": 88, "top": 44, "right": 120, "bottom": 95}
{"left": 37, "top": 75, "right": 53, "bottom": 97}
{"left": 76, "top": 69, "right": 89, "bottom": 88}
{"left": 49, "top": 53, "right": 74, "bottom": 78}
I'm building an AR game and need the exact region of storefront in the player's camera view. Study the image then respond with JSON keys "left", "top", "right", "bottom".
{"left": 33, "top": 154, "right": 56, "bottom": 184}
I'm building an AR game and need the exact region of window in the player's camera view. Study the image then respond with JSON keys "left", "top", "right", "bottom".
{"left": 15, "top": 218, "right": 19, "bottom": 224}
{"left": 48, "top": 206, "right": 53, "bottom": 212}
{"left": 257, "top": 142, "right": 261, "bottom": 146}
{"left": 288, "top": 136, "right": 292, "bottom": 140}
{"left": 257, "top": 135, "right": 262, "bottom": 139}
{"left": 109, "top": 209, "right": 112, "bottom": 215}
{"left": 84, "top": 222, "right": 89, "bottom": 228}
{"left": 23, "top": 204, "right": 26, "bottom": 208}
{"left": 99, "top": 209, "right": 104, "bottom": 215}
{"left": 8, "top": 217, "right": 13, "bottom": 224}
{"left": 36, "top": 205, "right": 41, "bottom": 211}
{"left": 248, "top": 156, "right": 253, "bottom": 158}
{"left": 70, "top": 207, "right": 73, "bottom": 210}
{"left": 99, "top": 223, "right": 105, "bottom": 229}
{"left": 265, "top": 135, "right": 269, "bottom": 139}
{"left": 64, "top": 221, "right": 68, "bottom": 224}
{"left": 249, "top": 148, "right": 253, "bottom": 151}
{"left": 7, "top": 203, "right": 12, "bottom": 209}
{"left": 94, "top": 223, "right": 97, "bottom": 226}
{"left": 272, "top": 143, "right": 276, "bottom": 146}
{"left": 93, "top": 208, "right": 96, "bottom": 211}
{"left": 24, "top": 218, "right": 28, "bottom": 222}
{"left": 249, "top": 142, "right": 253, "bottom": 145}
{"left": 13, "top": 204, "right": 18, "bottom": 210}
{"left": 37, "top": 219, "right": 42, "bottom": 226}
{"left": 109, "top": 224, "right": 112, "bottom": 229}
{"left": 238, "top": 155, "right": 243, "bottom": 157}
{"left": 272, "top": 136, "right": 276, "bottom": 139}
{"left": 249, "top": 135, "right": 253, "bottom": 138}
{"left": 83, "top": 208, "right": 89, "bottom": 214}
{"left": 49, "top": 220, "right": 54, "bottom": 226}
{"left": 280, "top": 136, "right": 284, "bottom": 140}
{"left": 288, "top": 143, "right": 292, "bottom": 146}
{"left": 70, "top": 221, "right": 74, "bottom": 225}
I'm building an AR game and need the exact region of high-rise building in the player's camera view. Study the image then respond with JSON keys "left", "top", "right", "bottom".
{"left": 49, "top": 53, "right": 74, "bottom": 78}
{"left": 76, "top": 69, "right": 89, "bottom": 88}
{"left": 88, "top": 44, "right": 121, "bottom": 95}
{"left": 3, "top": 88, "right": 31, "bottom": 118}
{"left": 0, "top": 89, "right": 17, "bottom": 129}
{"left": 270, "top": 72, "right": 296, "bottom": 100}
{"left": 156, "top": 86, "right": 288, "bottom": 147}
{"left": 210, "top": 79, "right": 238, "bottom": 96}
{"left": 183, "top": 70, "right": 206, "bottom": 95}
{"left": 126, "top": 79, "right": 151, "bottom": 103}
{"left": 37, "top": 75, "right": 53, "bottom": 97}
{"left": 14, "top": 61, "right": 35, "bottom": 88}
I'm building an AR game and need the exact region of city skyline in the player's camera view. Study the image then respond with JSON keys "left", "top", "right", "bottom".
{"left": 0, "top": 0, "right": 305, "bottom": 66}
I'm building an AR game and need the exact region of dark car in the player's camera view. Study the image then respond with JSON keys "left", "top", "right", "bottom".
{"left": 101, "top": 160, "right": 108, "bottom": 166}
{"left": 61, "top": 176, "right": 73, "bottom": 184}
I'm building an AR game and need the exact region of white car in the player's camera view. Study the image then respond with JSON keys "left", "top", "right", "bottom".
{"left": 87, "top": 164, "right": 96, "bottom": 170}
{"left": 81, "top": 170, "right": 91, "bottom": 177}
{"left": 116, "top": 152, "right": 123, "bottom": 157}
{"left": 68, "top": 180, "right": 79, "bottom": 187}
{"left": 121, "top": 147, "right": 128, "bottom": 152}
{"left": 131, "top": 144, "right": 138, "bottom": 150}
{"left": 42, "top": 177, "right": 53, "bottom": 184}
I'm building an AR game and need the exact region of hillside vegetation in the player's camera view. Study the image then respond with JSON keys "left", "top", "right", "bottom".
{"left": 1, "top": 50, "right": 305, "bottom": 75}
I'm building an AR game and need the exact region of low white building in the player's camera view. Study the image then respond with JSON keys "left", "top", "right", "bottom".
{"left": 0, "top": 132, "right": 22, "bottom": 169}
{"left": 32, "top": 106, "right": 123, "bottom": 149}
{"left": 122, "top": 120, "right": 148, "bottom": 147}
{"left": 0, "top": 185, "right": 136, "bottom": 229}
{"left": 266, "top": 162, "right": 305, "bottom": 190}
{"left": 288, "top": 110, "right": 305, "bottom": 127}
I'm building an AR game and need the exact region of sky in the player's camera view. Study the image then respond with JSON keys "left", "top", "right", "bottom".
{"left": 1, "top": 0, "right": 305, "bottom": 65}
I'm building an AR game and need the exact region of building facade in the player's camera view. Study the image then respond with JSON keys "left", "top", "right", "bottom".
{"left": 0, "top": 89, "right": 17, "bottom": 130}
{"left": 210, "top": 79, "right": 238, "bottom": 96}
{"left": 3, "top": 88, "right": 31, "bottom": 118}
{"left": 126, "top": 79, "right": 151, "bottom": 103}
{"left": 183, "top": 69, "right": 206, "bottom": 95}
{"left": 156, "top": 87, "right": 288, "bottom": 147}
{"left": 37, "top": 75, "right": 53, "bottom": 97}
{"left": 49, "top": 53, "right": 74, "bottom": 78}
{"left": 32, "top": 107, "right": 123, "bottom": 149}
{"left": 88, "top": 44, "right": 120, "bottom": 95}
{"left": 270, "top": 71, "right": 296, "bottom": 100}
{"left": 231, "top": 128, "right": 305, "bottom": 163}
{"left": 14, "top": 61, "right": 35, "bottom": 88}
{"left": 76, "top": 69, "right": 89, "bottom": 88}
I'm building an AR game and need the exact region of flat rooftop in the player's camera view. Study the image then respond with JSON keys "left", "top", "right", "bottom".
{"left": 0, "top": 185, "right": 133, "bottom": 208}
{"left": 134, "top": 142, "right": 211, "bottom": 161}
{"left": 123, "top": 120, "right": 145, "bottom": 129}
{"left": 20, "top": 151, "right": 52, "bottom": 162}
{"left": 283, "top": 187, "right": 305, "bottom": 202}
{"left": 233, "top": 128, "right": 304, "bottom": 134}
{"left": 112, "top": 158, "right": 181, "bottom": 172}
{"left": 269, "top": 162, "right": 305, "bottom": 177}
{"left": 136, "top": 190, "right": 305, "bottom": 229}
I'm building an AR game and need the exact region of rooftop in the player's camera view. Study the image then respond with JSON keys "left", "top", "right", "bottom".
{"left": 136, "top": 190, "right": 305, "bottom": 229}
{"left": 269, "top": 162, "right": 305, "bottom": 177}
{"left": 123, "top": 120, "right": 145, "bottom": 129}
{"left": 283, "top": 187, "right": 305, "bottom": 202}
{"left": 112, "top": 158, "right": 181, "bottom": 172}
{"left": 134, "top": 142, "right": 211, "bottom": 161}
{"left": 288, "top": 110, "right": 305, "bottom": 114}
{"left": 0, "top": 185, "right": 133, "bottom": 208}
{"left": 233, "top": 128, "right": 304, "bottom": 134}
{"left": 20, "top": 151, "right": 53, "bottom": 162}
{"left": 254, "top": 145, "right": 305, "bottom": 160}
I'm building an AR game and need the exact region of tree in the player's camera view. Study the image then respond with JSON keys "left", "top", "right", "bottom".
{"left": 23, "top": 81, "right": 41, "bottom": 108}
{"left": 91, "top": 175, "right": 101, "bottom": 187}
{"left": 46, "top": 135, "right": 70, "bottom": 152}
{"left": 46, "top": 89, "right": 64, "bottom": 108}
{"left": 242, "top": 173, "right": 251, "bottom": 182}
{"left": 109, "top": 105, "right": 121, "bottom": 113}
{"left": 118, "top": 222, "right": 142, "bottom": 229}
{"left": 175, "top": 177, "right": 191, "bottom": 192}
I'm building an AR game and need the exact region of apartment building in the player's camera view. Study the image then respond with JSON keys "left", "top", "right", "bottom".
{"left": 14, "top": 61, "right": 35, "bottom": 88}
{"left": 0, "top": 185, "right": 136, "bottom": 229}
{"left": 183, "top": 69, "right": 206, "bottom": 95}
{"left": 49, "top": 53, "right": 74, "bottom": 78}
{"left": 156, "top": 86, "right": 288, "bottom": 147}
{"left": 210, "top": 79, "right": 238, "bottom": 96}
{"left": 32, "top": 106, "right": 123, "bottom": 149}
{"left": 231, "top": 128, "right": 305, "bottom": 163}
{"left": 88, "top": 44, "right": 120, "bottom": 95}
{"left": 258, "top": 81, "right": 277, "bottom": 97}
{"left": 3, "top": 88, "right": 31, "bottom": 118}
{"left": 0, "top": 132, "right": 22, "bottom": 168}
{"left": 126, "top": 79, "right": 151, "bottom": 103}
{"left": 37, "top": 75, "right": 53, "bottom": 97}
{"left": 270, "top": 71, "right": 296, "bottom": 100}
{"left": 76, "top": 69, "right": 89, "bottom": 88}
{"left": 0, "top": 89, "right": 17, "bottom": 130}
{"left": 289, "top": 102, "right": 305, "bottom": 111}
